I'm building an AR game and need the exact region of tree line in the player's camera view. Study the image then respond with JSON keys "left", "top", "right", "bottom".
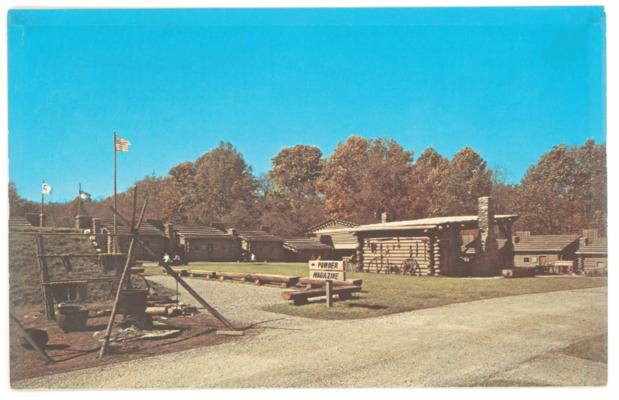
{"left": 9, "top": 136, "right": 606, "bottom": 238}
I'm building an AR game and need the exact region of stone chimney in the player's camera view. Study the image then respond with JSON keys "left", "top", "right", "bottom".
{"left": 582, "top": 228, "right": 598, "bottom": 240}
{"left": 381, "top": 211, "right": 389, "bottom": 224}
{"left": 579, "top": 236, "right": 589, "bottom": 248}
{"left": 478, "top": 196, "right": 495, "bottom": 251}
{"left": 164, "top": 223, "right": 175, "bottom": 241}
{"left": 473, "top": 196, "right": 499, "bottom": 276}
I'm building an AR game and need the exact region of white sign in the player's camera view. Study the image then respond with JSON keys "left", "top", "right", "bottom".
{"left": 309, "top": 260, "right": 345, "bottom": 281}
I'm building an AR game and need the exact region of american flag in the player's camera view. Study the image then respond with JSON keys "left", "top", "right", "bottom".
{"left": 115, "top": 136, "right": 130, "bottom": 152}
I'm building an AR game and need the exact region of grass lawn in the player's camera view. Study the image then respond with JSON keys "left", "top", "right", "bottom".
{"left": 143, "top": 261, "right": 607, "bottom": 320}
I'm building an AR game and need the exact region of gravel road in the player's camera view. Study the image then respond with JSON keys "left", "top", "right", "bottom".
{"left": 14, "top": 278, "right": 607, "bottom": 388}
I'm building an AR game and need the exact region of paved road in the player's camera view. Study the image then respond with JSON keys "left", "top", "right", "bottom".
{"left": 14, "top": 278, "right": 607, "bottom": 388}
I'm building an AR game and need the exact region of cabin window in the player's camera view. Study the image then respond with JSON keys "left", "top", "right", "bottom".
{"left": 532, "top": 257, "right": 538, "bottom": 263}
{"left": 596, "top": 261, "right": 605, "bottom": 268}
{"left": 524, "top": 257, "right": 530, "bottom": 263}
{"left": 370, "top": 243, "right": 377, "bottom": 253}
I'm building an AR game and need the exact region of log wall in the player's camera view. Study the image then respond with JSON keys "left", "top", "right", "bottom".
{"left": 361, "top": 235, "right": 432, "bottom": 275}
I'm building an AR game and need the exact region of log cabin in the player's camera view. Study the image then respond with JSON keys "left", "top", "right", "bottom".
{"left": 512, "top": 234, "right": 580, "bottom": 269}
{"left": 352, "top": 197, "right": 517, "bottom": 276}
{"left": 283, "top": 238, "right": 336, "bottom": 261}
{"left": 236, "top": 230, "right": 285, "bottom": 261}
{"left": 97, "top": 218, "right": 166, "bottom": 261}
{"left": 173, "top": 224, "right": 240, "bottom": 262}
{"left": 575, "top": 236, "right": 607, "bottom": 275}
{"left": 306, "top": 219, "right": 359, "bottom": 259}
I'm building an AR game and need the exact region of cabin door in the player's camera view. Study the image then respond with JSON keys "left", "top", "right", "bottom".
{"left": 538, "top": 256, "right": 547, "bottom": 266}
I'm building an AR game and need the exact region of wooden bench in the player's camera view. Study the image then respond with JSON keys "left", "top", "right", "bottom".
{"left": 298, "top": 277, "right": 362, "bottom": 289}
{"left": 281, "top": 285, "right": 361, "bottom": 305}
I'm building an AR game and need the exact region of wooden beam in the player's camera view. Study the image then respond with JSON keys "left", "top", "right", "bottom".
{"left": 99, "top": 199, "right": 147, "bottom": 358}
{"left": 33, "top": 235, "right": 55, "bottom": 320}
{"left": 109, "top": 205, "right": 236, "bottom": 330}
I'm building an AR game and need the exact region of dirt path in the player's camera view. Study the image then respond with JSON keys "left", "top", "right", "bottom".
{"left": 13, "top": 278, "right": 607, "bottom": 388}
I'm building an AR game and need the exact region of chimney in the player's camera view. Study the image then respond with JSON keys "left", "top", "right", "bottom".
{"left": 579, "top": 236, "right": 589, "bottom": 248}
{"left": 381, "top": 211, "right": 389, "bottom": 224}
{"left": 478, "top": 196, "right": 495, "bottom": 251}
{"left": 582, "top": 228, "right": 598, "bottom": 240}
{"left": 164, "top": 223, "right": 175, "bottom": 241}
{"left": 227, "top": 228, "right": 238, "bottom": 238}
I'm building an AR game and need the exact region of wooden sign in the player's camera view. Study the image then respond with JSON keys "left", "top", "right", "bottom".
{"left": 308, "top": 260, "right": 345, "bottom": 281}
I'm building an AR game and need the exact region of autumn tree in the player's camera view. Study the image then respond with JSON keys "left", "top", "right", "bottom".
{"left": 260, "top": 145, "right": 326, "bottom": 236}
{"left": 515, "top": 140, "right": 606, "bottom": 234}
{"left": 435, "top": 147, "right": 493, "bottom": 215}
{"left": 318, "top": 136, "right": 415, "bottom": 223}
{"left": 409, "top": 148, "right": 449, "bottom": 217}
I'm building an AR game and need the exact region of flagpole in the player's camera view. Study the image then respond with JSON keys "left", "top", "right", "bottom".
{"left": 78, "top": 183, "right": 82, "bottom": 216}
{"left": 113, "top": 131, "right": 117, "bottom": 253}
{"left": 40, "top": 180, "right": 44, "bottom": 227}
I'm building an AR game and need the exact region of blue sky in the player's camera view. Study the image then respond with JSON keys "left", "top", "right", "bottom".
{"left": 8, "top": 7, "right": 606, "bottom": 202}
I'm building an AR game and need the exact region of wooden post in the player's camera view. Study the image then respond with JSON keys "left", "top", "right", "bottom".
{"left": 325, "top": 279, "right": 333, "bottom": 308}
{"left": 98, "top": 200, "right": 147, "bottom": 358}
{"left": 113, "top": 131, "right": 117, "bottom": 253}
{"left": 108, "top": 205, "right": 236, "bottom": 330}
{"left": 10, "top": 313, "right": 54, "bottom": 364}
{"left": 34, "top": 235, "right": 55, "bottom": 320}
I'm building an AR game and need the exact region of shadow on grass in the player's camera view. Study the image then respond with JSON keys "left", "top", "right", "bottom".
{"left": 345, "top": 303, "right": 388, "bottom": 310}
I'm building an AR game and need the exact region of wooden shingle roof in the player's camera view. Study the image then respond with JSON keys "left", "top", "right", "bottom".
{"left": 306, "top": 219, "right": 359, "bottom": 234}
{"left": 315, "top": 227, "right": 358, "bottom": 250}
{"left": 283, "top": 238, "right": 334, "bottom": 252}
{"left": 513, "top": 234, "right": 580, "bottom": 253}
{"left": 99, "top": 218, "right": 164, "bottom": 237}
{"left": 237, "top": 230, "right": 283, "bottom": 242}
{"left": 175, "top": 225, "right": 232, "bottom": 239}
{"left": 352, "top": 214, "right": 519, "bottom": 233}
{"left": 9, "top": 216, "right": 35, "bottom": 230}
{"left": 575, "top": 238, "right": 608, "bottom": 255}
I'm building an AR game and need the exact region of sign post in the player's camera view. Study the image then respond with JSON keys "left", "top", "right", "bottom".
{"left": 308, "top": 260, "right": 345, "bottom": 281}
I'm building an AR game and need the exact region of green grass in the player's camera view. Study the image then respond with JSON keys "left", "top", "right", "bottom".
{"left": 144, "top": 261, "right": 607, "bottom": 320}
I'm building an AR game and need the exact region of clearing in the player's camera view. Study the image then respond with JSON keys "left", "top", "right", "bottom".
{"left": 143, "top": 261, "right": 607, "bottom": 319}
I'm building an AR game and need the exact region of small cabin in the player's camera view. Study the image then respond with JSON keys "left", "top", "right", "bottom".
{"left": 174, "top": 225, "right": 240, "bottom": 262}
{"left": 575, "top": 236, "right": 607, "bottom": 276}
{"left": 237, "top": 230, "right": 285, "bottom": 261}
{"left": 306, "top": 219, "right": 359, "bottom": 259}
{"left": 283, "top": 238, "right": 335, "bottom": 261}
{"left": 98, "top": 218, "right": 166, "bottom": 261}
{"left": 513, "top": 234, "right": 580, "bottom": 269}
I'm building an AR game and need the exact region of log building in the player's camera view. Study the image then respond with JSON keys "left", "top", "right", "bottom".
{"left": 173, "top": 224, "right": 240, "bottom": 261}
{"left": 352, "top": 197, "right": 517, "bottom": 276}
{"left": 283, "top": 238, "right": 336, "bottom": 261}
{"left": 512, "top": 234, "right": 580, "bottom": 269}
{"left": 575, "top": 236, "right": 607, "bottom": 275}
{"left": 237, "top": 230, "right": 285, "bottom": 261}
